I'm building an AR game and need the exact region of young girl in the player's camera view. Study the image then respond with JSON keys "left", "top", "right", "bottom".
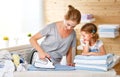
{"left": 80, "top": 23, "right": 106, "bottom": 56}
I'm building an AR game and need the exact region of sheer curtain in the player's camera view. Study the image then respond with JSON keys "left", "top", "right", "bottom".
{"left": 0, "top": 0, "right": 44, "bottom": 48}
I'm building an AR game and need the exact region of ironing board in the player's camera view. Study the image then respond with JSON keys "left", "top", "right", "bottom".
{"left": 14, "top": 69, "right": 117, "bottom": 77}
{"left": 1, "top": 45, "right": 119, "bottom": 77}
{"left": 13, "top": 55, "right": 120, "bottom": 77}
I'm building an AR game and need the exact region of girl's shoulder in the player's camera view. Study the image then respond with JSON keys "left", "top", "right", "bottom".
{"left": 95, "top": 40, "right": 104, "bottom": 47}
{"left": 96, "top": 40, "right": 103, "bottom": 44}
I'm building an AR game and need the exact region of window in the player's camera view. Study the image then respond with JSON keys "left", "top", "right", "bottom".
{"left": 0, "top": 0, "right": 44, "bottom": 48}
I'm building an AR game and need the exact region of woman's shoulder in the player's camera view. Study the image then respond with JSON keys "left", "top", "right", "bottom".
{"left": 42, "top": 22, "right": 57, "bottom": 30}
{"left": 47, "top": 22, "right": 56, "bottom": 27}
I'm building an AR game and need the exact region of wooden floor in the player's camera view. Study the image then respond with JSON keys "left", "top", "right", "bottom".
{"left": 113, "top": 62, "right": 120, "bottom": 75}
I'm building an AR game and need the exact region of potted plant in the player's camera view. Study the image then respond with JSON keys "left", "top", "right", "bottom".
{"left": 27, "top": 33, "right": 32, "bottom": 37}
{"left": 27, "top": 33, "right": 32, "bottom": 41}
{"left": 3, "top": 36, "right": 9, "bottom": 47}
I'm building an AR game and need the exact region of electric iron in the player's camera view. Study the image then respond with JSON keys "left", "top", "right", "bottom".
{"left": 33, "top": 52, "right": 55, "bottom": 68}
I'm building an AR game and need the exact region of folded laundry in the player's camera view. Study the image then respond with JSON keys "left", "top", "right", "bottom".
{"left": 98, "top": 33, "right": 119, "bottom": 38}
{"left": 74, "top": 58, "right": 113, "bottom": 65}
{"left": 75, "top": 66, "right": 108, "bottom": 71}
{"left": 74, "top": 54, "right": 113, "bottom": 60}
{"left": 74, "top": 54, "right": 114, "bottom": 71}
{"left": 75, "top": 61, "right": 113, "bottom": 71}
{"left": 98, "top": 24, "right": 120, "bottom": 38}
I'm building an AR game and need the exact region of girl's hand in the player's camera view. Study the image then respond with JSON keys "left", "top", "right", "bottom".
{"left": 81, "top": 52, "right": 87, "bottom": 55}
{"left": 81, "top": 52, "right": 90, "bottom": 56}
{"left": 84, "top": 40, "right": 89, "bottom": 46}
{"left": 82, "top": 52, "right": 97, "bottom": 56}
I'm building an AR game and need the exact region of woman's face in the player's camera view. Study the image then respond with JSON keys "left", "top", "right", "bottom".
{"left": 64, "top": 20, "right": 77, "bottom": 30}
{"left": 80, "top": 31, "right": 92, "bottom": 41}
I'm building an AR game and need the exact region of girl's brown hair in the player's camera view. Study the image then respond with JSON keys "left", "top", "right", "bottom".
{"left": 81, "top": 23, "right": 99, "bottom": 42}
{"left": 65, "top": 5, "right": 81, "bottom": 24}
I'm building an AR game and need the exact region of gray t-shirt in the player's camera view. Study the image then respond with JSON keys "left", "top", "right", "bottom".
{"left": 39, "top": 22, "right": 76, "bottom": 63}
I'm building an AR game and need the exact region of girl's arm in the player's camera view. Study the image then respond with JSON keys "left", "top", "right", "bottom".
{"left": 89, "top": 45, "right": 106, "bottom": 56}
{"left": 83, "top": 45, "right": 106, "bottom": 56}
{"left": 81, "top": 40, "right": 90, "bottom": 55}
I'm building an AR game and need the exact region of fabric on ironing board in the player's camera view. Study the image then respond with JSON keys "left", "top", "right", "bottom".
{"left": 27, "top": 65, "right": 55, "bottom": 71}
{"left": 27, "top": 64, "right": 75, "bottom": 71}
{"left": 54, "top": 64, "right": 75, "bottom": 70}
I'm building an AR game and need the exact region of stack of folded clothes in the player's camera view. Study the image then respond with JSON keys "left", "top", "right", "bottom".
{"left": 74, "top": 54, "right": 114, "bottom": 71}
{"left": 98, "top": 24, "right": 119, "bottom": 38}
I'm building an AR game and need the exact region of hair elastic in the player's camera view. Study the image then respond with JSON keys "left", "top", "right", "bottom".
{"left": 92, "top": 30, "right": 96, "bottom": 34}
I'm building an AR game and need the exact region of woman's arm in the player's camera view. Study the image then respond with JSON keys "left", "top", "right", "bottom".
{"left": 66, "top": 47, "right": 75, "bottom": 66}
{"left": 29, "top": 32, "right": 50, "bottom": 59}
{"left": 66, "top": 32, "right": 76, "bottom": 66}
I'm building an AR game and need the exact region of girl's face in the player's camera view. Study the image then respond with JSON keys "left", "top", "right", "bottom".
{"left": 81, "top": 31, "right": 93, "bottom": 41}
{"left": 64, "top": 20, "right": 77, "bottom": 30}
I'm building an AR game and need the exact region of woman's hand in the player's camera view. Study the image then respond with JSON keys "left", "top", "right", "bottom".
{"left": 67, "top": 63, "right": 75, "bottom": 66}
{"left": 38, "top": 51, "right": 51, "bottom": 60}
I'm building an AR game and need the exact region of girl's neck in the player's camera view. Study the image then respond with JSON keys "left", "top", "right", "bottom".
{"left": 89, "top": 39, "right": 96, "bottom": 46}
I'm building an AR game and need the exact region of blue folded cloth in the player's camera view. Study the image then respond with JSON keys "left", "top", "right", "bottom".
{"left": 75, "top": 62, "right": 113, "bottom": 72}
{"left": 75, "top": 54, "right": 113, "bottom": 60}
{"left": 98, "top": 29, "right": 118, "bottom": 32}
{"left": 27, "top": 64, "right": 75, "bottom": 71}
{"left": 75, "top": 66, "right": 107, "bottom": 72}
{"left": 75, "top": 60, "right": 113, "bottom": 67}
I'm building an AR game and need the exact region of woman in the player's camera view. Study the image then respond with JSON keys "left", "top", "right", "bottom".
{"left": 30, "top": 5, "right": 81, "bottom": 66}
